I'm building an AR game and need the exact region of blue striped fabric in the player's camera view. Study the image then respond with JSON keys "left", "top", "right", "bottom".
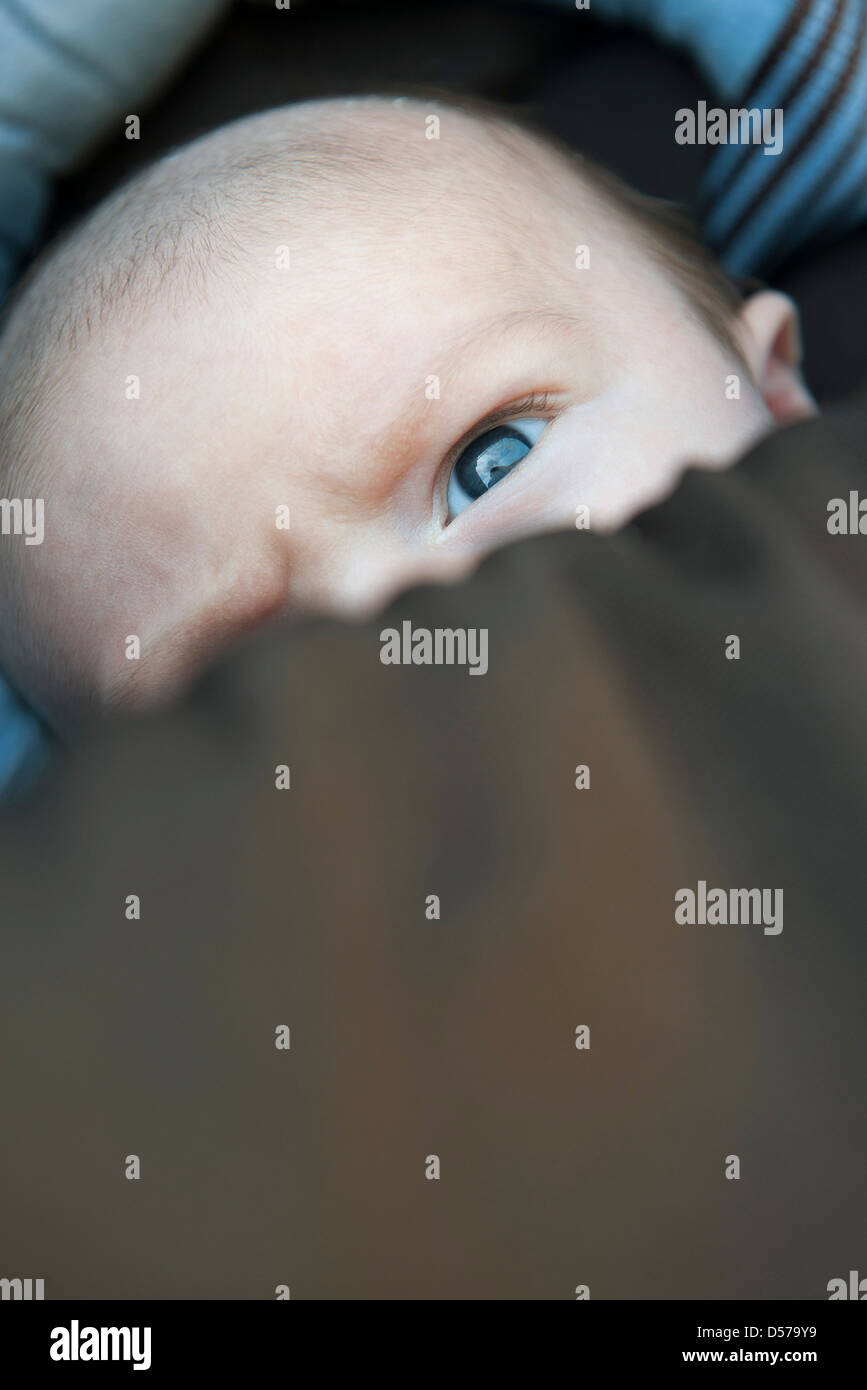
{"left": 709, "top": 0, "right": 867, "bottom": 273}
{"left": 546, "top": 0, "right": 867, "bottom": 275}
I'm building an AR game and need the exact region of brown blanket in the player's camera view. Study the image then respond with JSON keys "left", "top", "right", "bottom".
{"left": 1, "top": 396, "right": 865, "bottom": 1298}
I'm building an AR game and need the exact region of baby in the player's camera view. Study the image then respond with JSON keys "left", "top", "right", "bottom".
{"left": 0, "top": 95, "right": 817, "bottom": 738}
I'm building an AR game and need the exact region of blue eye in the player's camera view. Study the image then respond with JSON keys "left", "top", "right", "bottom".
{"left": 446, "top": 418, "right": 548, "bottom": 520}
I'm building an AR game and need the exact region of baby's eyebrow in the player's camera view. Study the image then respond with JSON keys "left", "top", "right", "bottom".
{"left": 378, "top": 306, "right": 582, "bottom": 469}
{"left": 442, "top": 306, "right": 583, "bottom": 380}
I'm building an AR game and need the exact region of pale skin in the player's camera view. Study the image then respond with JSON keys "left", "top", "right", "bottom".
{"left": 7, "top": 100, "right": 817, "bottom": 734}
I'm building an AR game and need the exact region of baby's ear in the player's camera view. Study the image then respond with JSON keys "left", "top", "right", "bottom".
{"left": 735, "top": 290, "right": 818, "bottom": 425}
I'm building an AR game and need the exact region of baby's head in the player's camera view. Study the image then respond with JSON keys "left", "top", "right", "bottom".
{"left": 0, "top": 95, "right": 816, "bottom": 733}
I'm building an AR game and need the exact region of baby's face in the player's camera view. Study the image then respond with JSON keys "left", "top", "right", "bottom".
{"left": 23, "top": 105, "right": 781, "bottom": 725}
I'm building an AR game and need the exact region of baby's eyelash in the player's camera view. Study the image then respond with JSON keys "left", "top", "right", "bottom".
{"left": 444, "top": 391, "right": 559, "bottom": 470}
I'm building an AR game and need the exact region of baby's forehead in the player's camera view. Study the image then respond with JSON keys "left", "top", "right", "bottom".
{"left": 315, "top": 102, "right": 597, "bottom": 243}
{"left": 256, "top": 120, "right": 606, "bottom": 327}
{"left": 189, "top": 99, "right": 599, "bottom": 289}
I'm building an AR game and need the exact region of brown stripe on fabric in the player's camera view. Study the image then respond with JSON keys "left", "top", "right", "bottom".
{"left": 719, "top": 0, "right": 860, "bottom": 255}
{"left": 743, "top": 0, "right": 816, "bottom": 95}
{"left": 767, "top": 111, "right": 866, "bottom": 262}
{"left": 708, "top": 0, "right": 839, "bottom": 211}
{"left": 705, "top": 0, "right": 816, "bottom": 208}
